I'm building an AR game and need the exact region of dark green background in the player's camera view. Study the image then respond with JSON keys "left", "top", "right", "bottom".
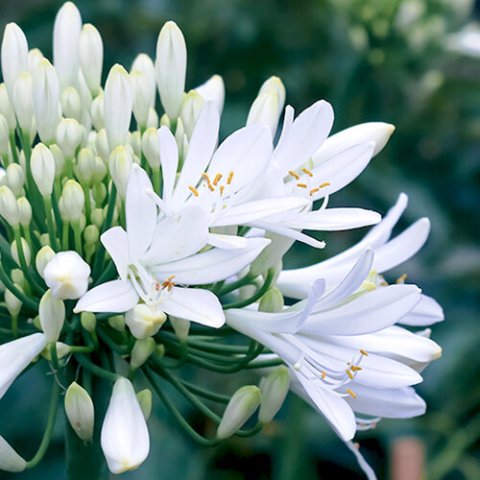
{"left": 1, "top": 0, "right": 480, "bottom": 478}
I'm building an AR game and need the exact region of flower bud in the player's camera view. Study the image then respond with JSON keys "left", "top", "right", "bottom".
{"left": 1, "top": 23, "right": 28, "bottom": 99}
{"left": 32, "top": 59, "right": 60, "bottom": 143}
{"left": 80, "top": 311, "right": 96, "bottom": 332}
{"left": 0, "top": 114, "right": 10, "bottom": 155}
{"left": 0, "top": 436, "right": 26, "bottom": 472}
{"left": 141, "top": 128, "right": 160, "bottom": 169}
{"left": 108, "top": 314, "right": 125, "bottom": 332}
{"left": 128, "top": 131, "right": 141, "bottom": 158}
{"left": 83, "top": 224, "right": 99, "bottom": 245}
{"left": 42, "top": 341, "right": 71, "bottom": 360}
{"left": 65, "top": 382, "right": 95, "bottom": 442}
{"left": 11, "top": 237, "right": 30, "bottom": 265}
{"left": 0, "top": 185, "right": 19, "bottom": 226}
{"left": 217, "top": 386, "right": 261, "bottom": 439}
{"left": 5, "top": 286, "right": 22, "bottom": 317}
{"left": 259, "top": 287, "right": 284, "bottom": 313}
{"left": 0, "top": 84, "right": 16, "bottom": 130}
{"left": 76, "top": 147, "right": 96, "bottom": 185}
{"left": 194, "top": 74, "right": 225, "bottom": 114}
{"left": 28, "top": 48, "right": 44, "bottom": 72}
{"left": 10, "top": 269, "right": 25, "bottom": 289}
{"left": 104, "top": 64, "right": 133, "bottom": 150}
{"left": 49, "top": 144, "right": 65, "bottom": 178}
{"left": 53, "top": 1, "right": 82, "bottom": 89}
{"left": 17, "top": 197, "right": 32, "bottom": 227}
{"left": 109, "top": 145, "right": 133, "bottom": 197}
{"left": 155, "top": 21, "right": 186, "bottom": 119}
{"left": 31, "top": 143, "right": 56, "bottom": 196}
{"left": 125, "top": 304, "right": 167, "bottom": 340}
{"left": 61, "top": 86, "right": 82, "bottom": 121}
{"left": 90, "top": 207, "right": 104, "bottom": 228}
{"left": 90, "top": 91, "right": 104, "bottom": 131}
{"left": 59, "top": 180, "right": 84, "bottom": 221}
{"left": 95, "top": 128, "right": 110, "bottom": 161}
{"left": 130, "top": 337, "right": 156, "bottom": 370}
{"left": 43, "top": 251, "right": 91, "bottom": 300}
{"left": 181, "top": 90, "right": 204, "bottom": 138}
{"left": 79, "top": 24, "right": 103, "bottom": 95}
{"left": 146, "top": 108, "right": 159, "bottom": 128}
{"left": 131, "top": 53, "right": 156, "bottom": 105}
{"left": 136, "top": 389, "right": 152, "bottom": 420}
{"left": 170, "top": 316, "right": 190, "bottom": 342}
{"left": 250, "top": 233, "right": 293, "bottom": 277}
{"left": 39, "top": 289, "right": 65, "bottom": 342}
{"left": 56, "top": 118, "right": 82, "bottom": 157}
{"left": 12, "top": 71, "right": 34, "bottom": 131}
{"left": 35, "top": 245, "right": 55, "bottom": 278}
{"left": 258, "top": 366, "right": 290, "bottom": 423}
{"left": 92, "top": 156, "right": 107, "bottom": 184}
{"left": 5, "top": 163, "right": 24, "bottom": 195}
{"left": 131, "top": 70, "right": 153, "bottom": 128}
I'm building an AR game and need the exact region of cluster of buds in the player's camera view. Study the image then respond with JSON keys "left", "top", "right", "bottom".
{"left": 0, "top": 2, "right": 443, "bottom": 478}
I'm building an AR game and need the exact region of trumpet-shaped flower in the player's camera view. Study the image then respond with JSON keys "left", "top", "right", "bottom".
{"left": 75, "top": 164, "right": 270, "bottom": 329}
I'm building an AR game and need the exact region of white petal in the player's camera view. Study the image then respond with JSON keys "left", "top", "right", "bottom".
{"left": 171, "top": 102, "right": 219, "bottom": 207}
{"left": 281, "top": 208, "right": 381, "bottom": 231}
{"left": 101, "top": 378, "right": 150, "bottom": 474}
{"left": 158, "top": 126, "right": 178, "bottom": 203}
{"left": 74, "top": 280, "right": 139, "bottom": 313}
{"left": 0, "top": 436, "right": 26, "bottom": 472}
{"left": 208, "top": 234, "right": 249, "bottom": 250}
{"left": 0, "top": 333, "right": 47, "bottom": 399}
{"left": 345, "top": 384, "right": 426, "bottom": 419}
{"left": 302, "top": 285, "right": 421, "bottom": 335}
{"left": 162, "top": 287, "right": 225, "bottom": 328}
{"left": 194, "top": 75, "right": 225, "bottom": 114}
{"left": 100, "top": 227, "right": 129, "bottom": 280}
{"left": 212, "top": 196, "right": 309, "bottom": 227}
{"left": 399, "top": 294, "right": 444, "bottom": 326}
{"left": 273, "top": 100, "right": 334, "bottom": 171}
{"left": 373, "top": 218, "right": 430, "bottom": 273}
{"left": 126, "top": 165, "right": 157, "bottom": 262}
{"left": 142, "top": 205, "right": 209, "bottom": 264}
{"left": 152, "top": 237, "right": 270, "bottom": 285}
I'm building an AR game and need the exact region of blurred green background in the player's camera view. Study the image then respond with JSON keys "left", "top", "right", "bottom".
{"left": 1, "top": 0, "right": 480, "bottom": 478}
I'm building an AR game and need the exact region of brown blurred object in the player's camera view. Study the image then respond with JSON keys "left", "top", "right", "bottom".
{"left": 390, "top": 437, "right": 425, "bottom": 480}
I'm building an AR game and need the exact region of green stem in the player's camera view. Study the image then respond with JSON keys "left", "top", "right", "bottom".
{"left": 9, "top": 130, "right": 19, "bottom": 164}
{"left": 0, "top": 258, "right": 39, "bottom": 311}
{"left": 43, "top": 196, "right": 59, "bottom": 251}
{"left": 75, "top": 354, "right": 119, "bottom": 382}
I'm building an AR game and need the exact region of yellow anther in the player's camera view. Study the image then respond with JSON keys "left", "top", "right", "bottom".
{"left": 219, "top": 185, "right": 225, "bottom": 195}
{"left": 227, "top": 171, "right": 234, "bottom": 185}
{"left": 346, "top": 388, "right": 357, "bottom": 399}
{"left": 319, "top": 181, "right": 331, "bottom": 188}
{"left": 201, "top": 173, "right": 215, "bottom": 191}
{"left": 360, "top": 349, "right": 369, "bottom": 356}
{"left": 351, "top": 365, "right": 363, "bottom": 372}
{"left": 288, "top": 170, "right": 300, "bottom": 180}
{"left": 309, "top": 187, "right": 320, "bottom": 196}
{"left": 321, "top": 370, "right": 326, "bottom": 380}
{"left": 296, "top": 183, "right": 308, "bottom": 189}
{"left": 396, "top": 273, "right": 408, "bottom": 284}
{"left": 346, "top": 369, "right": 354, "bottom": 380}
{"left": 188, "top": 185, "right": 199, "bottom": 197}
{"left": 161, "top": 275, "right": 176, "bottom": 291}
{"left": 213, "top": 173, "right": 223, "bottom": 186}
{"left": 302, "top": 168, "right": 313, "bottom": 177}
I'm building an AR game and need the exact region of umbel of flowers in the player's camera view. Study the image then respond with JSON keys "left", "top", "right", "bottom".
{"left": 0, "top": 2, "right": 443, "bottom": 478}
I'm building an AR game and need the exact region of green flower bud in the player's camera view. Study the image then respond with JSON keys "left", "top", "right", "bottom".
{"left": 125, "top": 304, "right": 167, "bottom": 340}
{"left": 90, "top": 207, "right": 104, "bottom": 228}
{"left": 259, "top": 287, "right": 284, "bottom": 313}
{"left": 130, "top": 337, "right": 155, "bottom": 370}
{"left": 65, "top": 382, "right": 95, "bottom": 442}
{"left": 170, "top": 316, "right": 190, "bottom": 342}
{"left": 83, "top": 224, "right": 99, "bottom": 245}
{"left": 159, "top": 113, "right": 170, "bottom": 128}
{"left": 217, "top": 386, "right": 261, "bottom": 439}
{"left": 17, "top": 197, "right": 32, "bottom": 227}
{"left": 10, "top": 269, "right": 25, "bottom": 289}
{"left": 5, "top": 286, "right": 22, "bottom": 317}
{"left": 5, "top": 163, "right": 24, "bottom": 195}
{"left": 136, "top": 389, "right": 152, "bottom": 421}
{"left": 80, "top": 311, "right": 96, "bottom": 333}
{"left": 108, "top": 314, "right": 125, "bottom": 332}
{"left": 35, "top": 245, "right": 55, "bottom": 278}
{"left": 39, "top": 289, "right": 66, "bottom": 342}
{"left": 258, "top": 366, "right": 290, "bottom": 424}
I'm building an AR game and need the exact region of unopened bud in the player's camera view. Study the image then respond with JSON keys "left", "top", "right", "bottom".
{"left": 108, "top": 314, "right": 125, "bottom": 332}
{"left": 61, "top": 86, "right": 82, "bottom": 121}
{"left": 125, "top": 304, "right": 167, "bottom": 339}
{"left": 35, "top": 245, "right": 55, "bottom": 278}
{"left": 12, "top": 72, "right": 34, "bottom": 131}
{"left": 56, "top": 118, "right": 82, "bottom": 157}
{"left": 181, "top": 90, "right": 204, "bottom": 138}
{"left": 11, "top": 237, "right": 30, "bottom": 265}
{"left": 39, "top": 289, "right": 65, "bottom": 342}
{"left": 90, "top": 207, "right": 104, "bottom": 229}
{"left": 95, "top": 128, "right": 109, "bottom": 161}
{"left": 131, "top": 54, "right": 156, "bottom": 105}
{"left": 42, "top": 341, "right": 71, "bottom": 360}
{"left": 17, "top": 197, "right": 32, "bottom": 227}
{"left": 1, "top": 23, "right": 28, "bottom": 99}
{"left": 5, "top": 286, "right": 22, "bottom": 317}
{"left": 258, "top": 366, "right": 290, "bottom": 423}
{"left": 65, "top": 382, "right": 95, "bottom": 442}
{"left": 76, "top": 147, "right": 96, "bottom": 185}
{"left": 31, "top": 143, "right": 55, "bottom": 196}
{"left": 0, "top": 185, "right": 19, "bottom": 226}
{"left": 10, "top": 269, "right": 26, "bottom": 289}
{"left": 79, "top": 24, "right": 103, "bottom": 95}
{"left": 217, "top": 386, "right": 261, "bottom": 439}
{"left": 194, "top": 74, "right": 225, "bottom": 114}
{"left": 141, "top": 128, "right": 160, "bottom": 169}
{"left": 90, "top": 91, "right": 104, "bottom": 131}
{"left": 28, "top": 48, "right": 44, "bottom": 72}
{"left": 128, "top": 131, "right": 141, "bottom": 157}
{"left": 5, "top": 163, "right": 25, "bottom": 195}
{"left": 170, "top": 316, "right": 190, "bottom": 341}
{"left": 259, "top": 287, "right": 284, "bottom": 313}
{"left": 146, "top": 108, "right": 159, "bottom": 128}
{"left": 80, "top": 311, "right": 96, "bottom": 332}
{"left": 109, "top": 146, "right": 133, "bottom": 197}
{"left": 155, "top": 21, "right": 186, "bottom": 119}
{"left": 131, "top": 70, "right": 153, "bottom": 128}
{"left": 92, "top": 156, "right": 107, "bottom": 185}
{"left": 49, "top": 144, "right": 65, "bottom": 178}
{"left": 0, "top": 84, "right": 16, "bottom": 130}
{"left": 0, "top": 435, "right": 26, "bottom": 472}
{"left": 130, "top": 337, "right": 156, "bottom": 370}
{"left": 83, "top": 224, "right": 99, "bottom": 245}
{"left": 136, "top": 389, "right": 152, "bottom": 420}
{"left": 0, "top": 114, "right": 10, "bottom": 155}
{"left": 59, "top": 180, "right": 84, "bottom": 221}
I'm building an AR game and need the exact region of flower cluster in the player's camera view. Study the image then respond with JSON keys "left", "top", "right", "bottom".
{"left": 0, "top": 2, "right": 442, "bottom": 478}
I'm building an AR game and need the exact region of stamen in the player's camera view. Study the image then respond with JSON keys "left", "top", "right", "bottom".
{"left": 226, "top": 171, "right": 234, "bottom": 185}
{"left": 396, "top": 273, "right": 408, "bottom": 284}
{"left": 161, "top": 275, "right": 176, "bottom": 291}
{"left": 296, "top": 183, "right": 307, "bottom": 189}
{"left": 346, "top": 388, "right": 357, "bottom": 399}
{"left": 319, "top": 181, "right": 331, "bottom": 188}
{"left": 188, "top": 185, "right": 199, "bottom": 197}
{"left": 346, "top": 369, "right": 354, "bottom": 380}
{"left": 321, "top": 370, "right": 327, "bottom": 380}
{"left": 309, "top": 187, "right": 320, "bottom": 196}
{"left": 219, "top": 185, "right": 225, "bottom": 195}
{"left": 201, "top": 173, "right": 215, "bottom": 191}
{"left": 351, "top": 365, "right": 363, "bottom": 372}
{"left": 302, "top": 168, "right": 313, "bottom": 177}
{"left": 360, "top": 349, "right": 369, "bottom": 356}
{"left": 213, "top": 173, "right": 223, "bottom": 186}
{"left": 288, "top": 170, "right": 300, "bottom": 180}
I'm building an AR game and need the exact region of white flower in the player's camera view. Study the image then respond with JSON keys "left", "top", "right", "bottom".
{"left": 227, "top": 250, "right": 441, "bottom": 441}
{"left": 194, "top": 74, "right": 225, "bottom": 114}
{"left": 75, "top": 164, "right": 270, "bottom": 329}
{"left": 0, "top": 333, "right": 47, "bottom": 399}
{"left": 0, "top": 436, "right": 26, "bottom": 473}
{"left": 101, "top": 378, "right": 149, "bottom": 474}
{"left": 44, "top": 251, "right": 91, "bottom": 300}
{"left": 1, "top": 23, "right": 28, "bottom": 99}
